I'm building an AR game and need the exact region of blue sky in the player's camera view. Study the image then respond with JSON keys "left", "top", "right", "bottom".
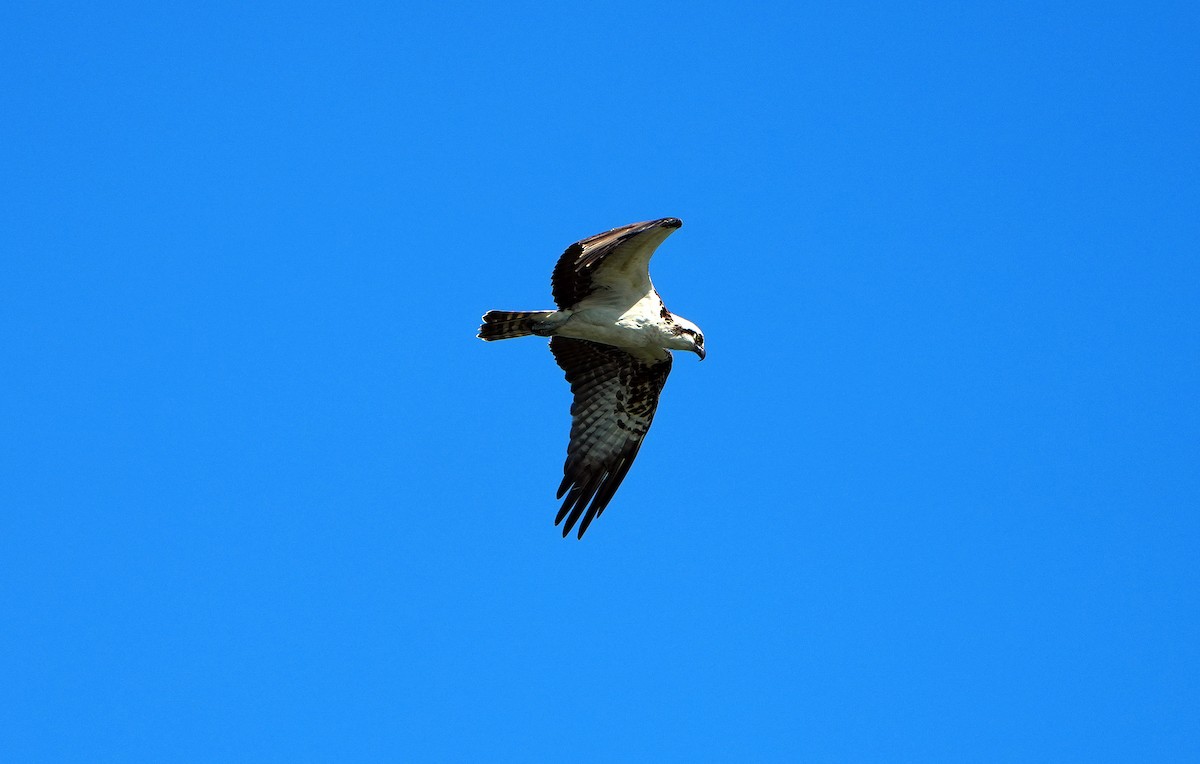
{"left": 2, "top": 1, "right": 1198, "bottom": 760}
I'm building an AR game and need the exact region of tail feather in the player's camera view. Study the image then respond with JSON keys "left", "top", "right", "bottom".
{"left": 478, "top": 310, "right": 554, "bottom": 341}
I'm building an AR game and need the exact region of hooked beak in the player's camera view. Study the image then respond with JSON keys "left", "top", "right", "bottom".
{"left": 695, "top": 346, "right": 706, "bottom": 361}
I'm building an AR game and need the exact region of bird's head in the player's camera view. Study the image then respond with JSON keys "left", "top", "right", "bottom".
{"left": 672, "top": 317, "right": 706, "bottom": 361}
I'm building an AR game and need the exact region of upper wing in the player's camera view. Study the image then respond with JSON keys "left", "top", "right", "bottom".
{"left": 551, "top": 218, "right": 682, "bottom": 309}
{"left": 549, "top": 336, "right": 673, "bottom": 538}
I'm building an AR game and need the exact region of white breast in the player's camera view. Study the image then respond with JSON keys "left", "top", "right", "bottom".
{"left": 556, "top": 290, "right": 672, "bottom": 355}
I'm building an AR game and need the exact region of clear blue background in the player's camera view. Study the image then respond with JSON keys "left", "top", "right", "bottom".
{"left": 3, "top": 1, "right": 1197, "bottom": 760}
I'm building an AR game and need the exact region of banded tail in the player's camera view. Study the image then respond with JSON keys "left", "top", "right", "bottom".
{"left": 478, "top": 310, "right": 555, "bottom": 341}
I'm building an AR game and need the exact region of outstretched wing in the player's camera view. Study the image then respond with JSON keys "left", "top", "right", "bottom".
{"left": 551, "top": 218, "right": 682, "bottom": 309}
{"left": 549, "top": 337, "right": 673, "bottom": 538}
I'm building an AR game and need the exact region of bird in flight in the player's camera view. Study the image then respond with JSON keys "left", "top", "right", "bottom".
{"left": 478, "top": 217, "right": 705, "bottom": 538}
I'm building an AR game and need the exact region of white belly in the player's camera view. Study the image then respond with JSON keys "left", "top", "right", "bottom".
{"left": 554, "top": 293, "right": 670, "bottom": 354}
{"left": 557, "top": 317, "right": 655, "bottom": 348}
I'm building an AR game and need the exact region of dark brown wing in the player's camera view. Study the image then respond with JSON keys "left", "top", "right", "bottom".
{"left": 551, "top": 218, "right": 682, "bottom": 309}
{"left": 549, "top": 337, "right": 673, "bottom": 538}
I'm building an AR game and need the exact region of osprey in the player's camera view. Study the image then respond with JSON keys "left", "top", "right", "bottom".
{"left": 478, "top": 217, "right": 705, "bottom": 538}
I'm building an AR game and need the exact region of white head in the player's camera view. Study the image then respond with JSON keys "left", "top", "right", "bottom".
{"left": 669, "top": 316, "right": 706, "bottom": 361}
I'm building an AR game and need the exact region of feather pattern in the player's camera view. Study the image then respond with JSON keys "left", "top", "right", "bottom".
{"left": 551, "top": 218, "right": 682, "bottom": 309}
{"left": 549, "top": 336, "right": 672, "bottom": 538}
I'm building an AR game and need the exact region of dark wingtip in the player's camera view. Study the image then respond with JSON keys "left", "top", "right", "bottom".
{"left": 657, "top": 217, "right": 683, "bottom": 229}
{"left": 577, "top": 513, "right": 595, "bottom": 539}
